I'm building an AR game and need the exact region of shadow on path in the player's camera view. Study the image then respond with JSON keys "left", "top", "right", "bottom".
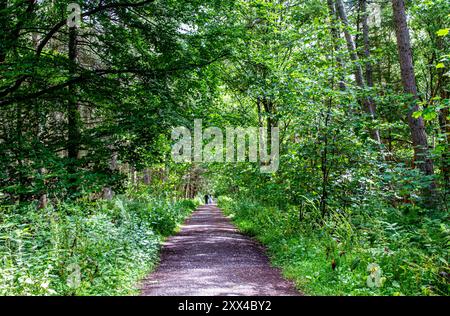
{"left": 140, "top": 204, "right": 300, "bottom": 296}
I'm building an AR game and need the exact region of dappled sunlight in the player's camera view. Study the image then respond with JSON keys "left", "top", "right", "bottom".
{"left": 141, "top": 205, "right": 300, "bottom": 296}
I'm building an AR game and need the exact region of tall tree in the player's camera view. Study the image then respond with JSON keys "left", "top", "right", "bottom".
{"left": 391, "top": 0, "right": 435, "bottom": 188}
{"left": 67, "top": 25, "right": 81, "bottom": 194}
{"left": 361, "top": 0, "right": 373, "bottom": 88}
{"left": 334, "top": 0, "right": 383, "bottom": 153}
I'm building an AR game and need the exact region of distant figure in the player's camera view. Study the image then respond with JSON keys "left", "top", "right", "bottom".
{"left": 208, "top": 195, "right": 213, "bottom": 204}
{"left": 204, "top": 194, "right": 209, "bottom": 205}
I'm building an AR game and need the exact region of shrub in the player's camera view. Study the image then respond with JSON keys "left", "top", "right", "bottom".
{"left": 0, "top": 195, "right": 196, "bottom": 295}
{"left": 219, "top": 196, "right": 449, "bottom": 296}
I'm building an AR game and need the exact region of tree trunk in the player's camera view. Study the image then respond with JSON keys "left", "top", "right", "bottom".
{"left": 257, "top": 97, "right": 263, "bottom": 127}
{"left": 326, "top": 0, "right": 346, "bottom": 91}
{"left": 102, "top": 149, "right": 118, "bottom": 200}
{"left": 15, "top": 105, "right": 25, "bottom": 202}
{"left": 32, "top": 31, "right": 48, "bottom": 209}
{"left": 0, "top": 0, "right": 8, "bottom": 63}
{"left": 143, "top": 168, "right": 151, "bottom": 185}
{"left": 361, "top": 0, "right": 373, "bottom": 87}
{"left": 36, "top": 99, "right": 48, "bottom": 208}
{"left": 335, "top": 0, "right": 365, "bottom": 89}
{"left": 438, "top": 90, "right": 449, "bottom": 192}
{"left": 391, "top": 0, "right": 435, "bottom": 184}
{"left": 130, "top": 165, "right": 137, "bottom": 186}
{"left": 334, "top": 0, "right": 383, "bottom": 150}
{"left": 67, "top": 26, "right": 81, "bottom": 194}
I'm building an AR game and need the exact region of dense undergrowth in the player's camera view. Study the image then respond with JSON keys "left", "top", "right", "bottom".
{"left": 218, "top": 196, "right": 449, "bottom": 296}
{"left": 0, "top": 190, "right": 198, "bottom": 295}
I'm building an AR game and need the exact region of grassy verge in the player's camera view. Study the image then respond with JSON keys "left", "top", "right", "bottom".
{"left": 218, "top": 196, "right": 449, "bottom": 296}
{"left": 0, "top": 194, "right": 198, "bottom": 295}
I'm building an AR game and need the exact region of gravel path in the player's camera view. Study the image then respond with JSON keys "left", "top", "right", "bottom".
{"left": 140, "top": 204, "right": 300, "bottom": 296}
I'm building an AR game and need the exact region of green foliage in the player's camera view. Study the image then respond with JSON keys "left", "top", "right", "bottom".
{"left": 0, "top": 194, "right": 197, "bottom": 295}
{"left": 0, "top": 0, "right": 239, "bottom": 202}
{"left": 219, "top": 196, "right": 449, "bottom": 296}
{"left": 1, "top": 0, "right": 449, "bottom": 297}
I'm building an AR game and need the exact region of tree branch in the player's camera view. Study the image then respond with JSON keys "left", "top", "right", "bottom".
{"left": 0, "top": 52, "right": 229, "bottom": 107}
{"left": 36, "top": 0, "right": 156, "bottom": 56}
{"left": 0, "top": 0, "right": 156, "bottom": 99}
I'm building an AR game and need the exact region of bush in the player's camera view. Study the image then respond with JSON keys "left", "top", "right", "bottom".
{"left": 219, "top": 196, "right": 449, "bottom": 296}
{"left": 0, "top": 195, "right": 196, "bottom": 295}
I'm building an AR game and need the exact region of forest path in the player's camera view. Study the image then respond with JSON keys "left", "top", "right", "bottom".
{"left": 140, "top": 204, "right": 300, "bottom": 296}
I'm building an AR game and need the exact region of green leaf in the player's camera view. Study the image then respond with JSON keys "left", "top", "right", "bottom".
{"left": 436, "top": 28, "right": 449, "bottom": 37}
{"left": 412, "top": 110, "right": 422, "bottom": 119}
{"left": 436, "top": 63, "right": 445, "bottom": 69}
{"left": 423, "top": 109, "right": 437, "bottom": 121}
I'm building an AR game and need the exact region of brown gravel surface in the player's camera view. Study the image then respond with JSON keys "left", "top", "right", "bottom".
{"left": 140, "top": 204, "right": 300, "bottom": 296}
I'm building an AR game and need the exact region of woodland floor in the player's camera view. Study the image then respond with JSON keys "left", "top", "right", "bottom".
{"left": 140, "top": 204, "right": 300, "bottom": 296}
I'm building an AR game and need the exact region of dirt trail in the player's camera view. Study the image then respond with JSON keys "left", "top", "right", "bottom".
{"left": 140, "top": 204, "right": 300, "bottom": 296}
